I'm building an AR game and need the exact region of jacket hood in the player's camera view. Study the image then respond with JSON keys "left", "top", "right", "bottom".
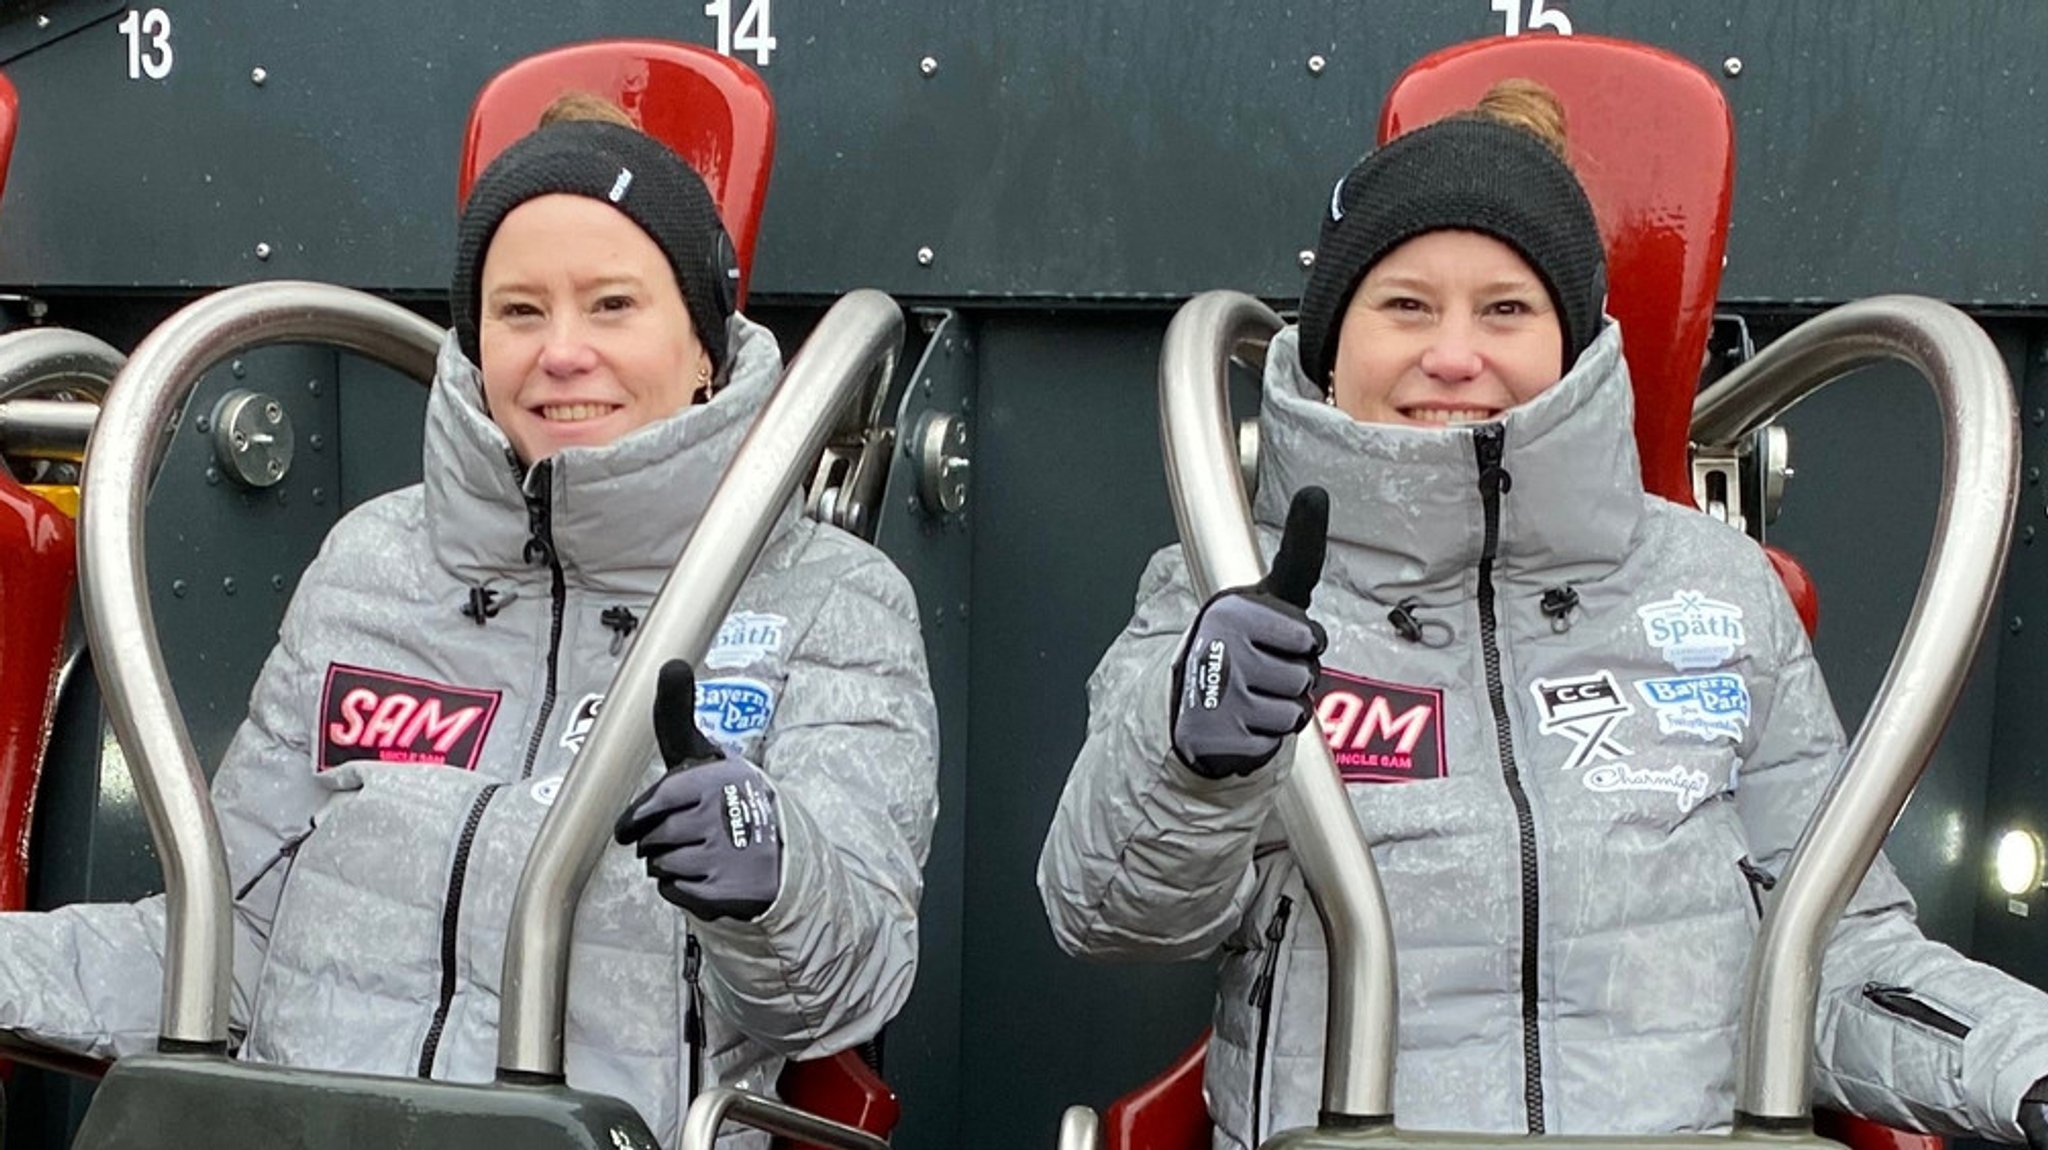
{"left": 1253, "top": 319, "right": 1645, "bottom": 604}
{"left": 422, "top": 313, "right": 787, "bottom": 595}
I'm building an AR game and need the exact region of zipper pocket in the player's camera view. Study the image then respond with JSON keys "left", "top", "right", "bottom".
{"left": 418, "top": 783, "right": 506, "bottom": 1076}
{"left": 235, "top": 822, "right": 317, "bottom": 902}
{"left": 1862, "top": 983, "right": 1972, "bottom": 1041}
{"left": 1247, "top": 895, "right": 1295, "bottom": 1145}
{"left": 1737, "top": 857, "right": 1776, "bottom": 919}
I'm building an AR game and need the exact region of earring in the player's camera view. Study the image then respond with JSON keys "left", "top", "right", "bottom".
{"left": 691, "top": 360, "right": 715, "bottom": 405}
{"left": 1323, "top": 389, "right": 1337, "bottom": 407}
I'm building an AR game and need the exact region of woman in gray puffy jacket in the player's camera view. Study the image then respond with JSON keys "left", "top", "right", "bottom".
{"left": 1038, "top": 81, "right": 2048, "bottom": 1148}
{"left": 0, "top": 98, "right": 938, "bottom": 1147}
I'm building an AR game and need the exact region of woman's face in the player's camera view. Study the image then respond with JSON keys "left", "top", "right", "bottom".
{"left": 1328, "top": 230, "right": 1565, "bottom": 427}
{"left": 479, "top": 194, "right": 707, "bottom": 464}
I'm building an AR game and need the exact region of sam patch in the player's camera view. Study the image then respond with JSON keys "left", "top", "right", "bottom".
{"left": 1312, "top": 668, "right": 1446, "bottom": 784}
{"left": 1638, "top": 591, "right": 1746, "bottom": 671}
{"left": 1530, "top": 670, "right": 1632, "bottom": 770}
{"left": 696, "top": 677, "right": 776, "bottom": 745}
{"left": 319, "top": 664, "right": 501, "bottom": 772}
{"left": 705, "top": 612, "right": 788, "bottom": 671}
{"left": 1636, "top": 673, "right": 1751, "bottom": 743}
{"left": 558, "top": 693, "right": 606, "bottom": 754}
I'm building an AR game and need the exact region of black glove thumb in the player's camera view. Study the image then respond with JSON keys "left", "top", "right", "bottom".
{"left": 653, "top": 658, "right": 722, "bottom": 769}
{"left": 1262, "top": 486, "right": 1329, "bottom": 612}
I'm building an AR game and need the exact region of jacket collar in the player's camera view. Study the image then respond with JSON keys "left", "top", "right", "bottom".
{"left": 1252, "top": 320, "right": 1646, "bottom": 605}
{"left": 422, "top": 314, "right": 790, "bottom": 596}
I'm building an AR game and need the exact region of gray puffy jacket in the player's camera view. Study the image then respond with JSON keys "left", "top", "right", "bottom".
{"left": 1039, "top": 323, "right": 2048, "bottom": 1146}
{"left": 0, "top": 317, "right": 939, "bottom": 1148}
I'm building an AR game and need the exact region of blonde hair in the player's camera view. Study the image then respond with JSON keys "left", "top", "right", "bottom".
{"left": 1466, "top": 78, "right": 1569, "bottom": 160}
{"left": 537, "top": 91, "right": 638, "bottom": 130}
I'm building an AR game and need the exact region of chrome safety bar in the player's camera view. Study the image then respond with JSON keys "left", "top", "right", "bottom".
{"left": 78, "top": 282, "right": 443, "bottom": 1047}
{"left": 1058, "top": 1105, "right": 1104, "bottom": 1150}
{"left": 496, "top": 289, "right": 904, "bottom": 1077}
{"left": 1694, "top": 296, "right": 2019, "bottom": 1124}
{"left": 1158, "top": 290, "right": 1397, "bottom": 1122}
{"left": 0, "top": 327, "right": 122, "bottom": 404}
{"left": 0, "top": 399, "right": 99, "bottom": 459}
{"left": 680, "top": 1087, "right": 893, "bottom": 1150}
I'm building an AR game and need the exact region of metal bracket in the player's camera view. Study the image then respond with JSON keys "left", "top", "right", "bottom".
{"left": 208, "top": 388, "right": 295, "bottom": 489}
{"left": 914, "top": 410, "right": 970, "bottom": 516}
{"left": 805, "top": 344, "right": 902, "bottom": 541}
{"left": 1692, "top": 423, "right": 1792, "bottom": 541}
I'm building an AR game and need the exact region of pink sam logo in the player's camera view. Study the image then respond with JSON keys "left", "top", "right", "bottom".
{"left": 1313, "top": 667, "right": 1446, "bottom": 784}
{"left": 318, "top": 664, "right": 502, "bottom": 771}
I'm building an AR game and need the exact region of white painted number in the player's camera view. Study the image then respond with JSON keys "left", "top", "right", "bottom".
{"left": 707, "top": 0, "right": 776, "bottom": 66}
{"left": 118, "top": 7, "right": 173, "bottom": 80}
{"left": 1492, "top": 0, "right": 1573, "bottom": 37}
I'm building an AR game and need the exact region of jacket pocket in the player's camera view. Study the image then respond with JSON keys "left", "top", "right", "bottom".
{"left": 1247, "top": 894, "right": 1295, "bottom": 1145}
{"left": 1861, "top": 983, "right": 1973, "bottom": 1042}
{"left": 233, "top": 824, "right": 317, "bottom": 1058}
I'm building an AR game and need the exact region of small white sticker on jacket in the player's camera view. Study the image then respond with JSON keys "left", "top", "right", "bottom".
{"left": 1530, "top": 670, "right": 1632, "bottom": 770}
{"left": 705, "top": 612, "right": 788, "bottom": 670}
{"left": 696, "top": 677, "right": 776, "bottom": 744}
{"left": 1581, "top": 762, "right": 1714, "bottom": 812}
{"left": 1636, "top": 673, "right": 1751, "bottom": 743}
{"left": 1638, "top": 591, "right": 1746, "bottom": 671}
{"left": 559, "top": 693, "right": 605, "bottom": 753}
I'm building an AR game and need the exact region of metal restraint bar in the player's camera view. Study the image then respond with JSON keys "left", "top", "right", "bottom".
{"left": 496, "top": 288, "right": 903, "bottom": 1081}
{"left": 77, "top": 282, "right": 443, "bottom": 1048}
{"left": 1693, "top": 296, "right": 2019, "bottom": 1127}
{"left": 1158, "top": 291, "right": 1398, "bottom": 1125}
{"left": 0, "top": 327, "right": 124, "bottom": 472}
{"left": 680, "top": 1088, "right": 894, "bottom": 1150}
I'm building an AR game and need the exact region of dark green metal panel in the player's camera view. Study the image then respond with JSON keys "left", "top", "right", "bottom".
{"left": 871, "top": 312, "right": 975, "bottom": 1150}
{"left": 2, "top": 4, "right": 2048, "bottom": 306}
{"left": 1973, "top": 334, "right": 2048, "bottom": 981}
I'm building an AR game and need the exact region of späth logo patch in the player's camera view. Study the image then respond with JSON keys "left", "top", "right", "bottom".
{"left": 1637, "top": 591, "right": 1746, "bottom": 671}
{"left": 705, "top": 612, "right": 788, "bottom": 670}
{"left": 1530, "top": 670, "right": 1632, "bottom": 770}
{"left": 1312, "top": 668, "right": 1445, "bottom": 784}
{"left": 319, "top": 664, "right": 502, "bottom": 772}
{"left": 696, "top": 678, "right": 776, "bottom": 744}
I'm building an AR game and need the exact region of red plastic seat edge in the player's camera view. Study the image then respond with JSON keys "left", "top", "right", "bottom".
{"left": 773, "top": 1049, "right": 900, "bottom": 1150}
{"left": 0, "top": 470, "right": 73, "bottom": 914}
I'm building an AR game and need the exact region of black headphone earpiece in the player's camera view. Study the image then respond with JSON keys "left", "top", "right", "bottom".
{"left": 707, "top": 225, "right": 740, "bottom": 319}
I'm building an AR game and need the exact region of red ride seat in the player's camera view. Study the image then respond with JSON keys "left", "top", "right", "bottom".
{"left": 0, "top": 467, "right": 71, "bottom": 916}
{"left": 1104, "top": 34, "right": 1901, "bottom": 1150}
{"left": 459, "top": 40, "right": 776, "bottom": 310}
{"left": 461, "top": 42, "right": 893, "bottom": 1145}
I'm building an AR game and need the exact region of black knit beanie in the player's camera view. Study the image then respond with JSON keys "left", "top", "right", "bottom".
{"left": 1297, "top": 115, "right": 1606, "bottom": 388}
{"left": 451, "top": 119, "right": 738, "bottom": 375}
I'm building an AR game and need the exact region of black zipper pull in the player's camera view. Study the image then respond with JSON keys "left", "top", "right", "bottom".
{"left": 1473, "top": 423, "right": 1513, "bottom": 498}
{"left": 521, "top": 459, "right": 558, "bottom": 567}
{"left": 1248, "top": 895, "right": 1295, "bottom": 1008}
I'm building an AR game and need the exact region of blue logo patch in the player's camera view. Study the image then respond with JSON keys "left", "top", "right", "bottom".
{"left": 1637, "top": 591, "right": 1746, "bottom": 671}
{"left": 695, "top": 678, "right": 775, "bottom": 743}
{"left": 1636, "top": 673, "right": 1751, "bottom": 743}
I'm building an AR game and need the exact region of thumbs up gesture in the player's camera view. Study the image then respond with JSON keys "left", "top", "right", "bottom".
{"left": 1170, "top": 487, "right": 1331, "bottom": 780}
{"left": 614, "top": 660, "right": 784, "bottom": 921}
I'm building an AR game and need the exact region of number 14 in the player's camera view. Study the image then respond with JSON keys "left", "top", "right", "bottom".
{"left": 1492, "top": 0, "right": 1573, "bottom": 36}
{"left": 707, "top": 0, "right": 776, "bottom": 66}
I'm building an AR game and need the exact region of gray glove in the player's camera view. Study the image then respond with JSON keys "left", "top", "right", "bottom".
{"left": 1171, "top": 486, "right": 1330, "bottom": 779}
{"left": 614, "top": 660, "right": 784, "bottom": 921}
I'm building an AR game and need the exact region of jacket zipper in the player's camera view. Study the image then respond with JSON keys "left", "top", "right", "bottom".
{"left": 518, "top": 460, "right": 567, "bottom": 780}
{"left": 1738, "top": 857, "right": 1777, "bottom": 919}
{"left": 1247, "top": 894, "right": 1295, "bottom": 1143}
{"left": 684, "top": 933, "right": 707, "bottom": 1100}
{"left": 233, "top": 821, "right": 316, "bottom": 901}
{"left": 417, "top": 782, "right": 505, "bottom": 1077}
{"left": 1862, "top": 983, "right": 1972, "bottom": 1040}
{"left": 1473, "top": 423, "right": 1545, "bottom": 1134}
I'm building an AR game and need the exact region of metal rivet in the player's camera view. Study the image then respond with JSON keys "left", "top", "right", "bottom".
{"left": 264, "top": 401, "right": 283, "bottom": 423}
{"left": 308, "top": 433, "right": 324, "bottom": 451}
{"left": 2013, "top": 617, "right": 2025, "bottom": 635}
{"left": 1722, "top": 57, "right": 1743, "bottom": 77}
{"left": 2030, "top": 466, "right": 2042, "bottom": 485}
{"left": 255, "top": 242, "right": 273, "bottom": 261}
{"left": 311, "top": 486, "right": 326, "bottom": 504}
{"left": 204, "top": 467, "right": 220, "bottom": 485}
{"left": 2026, "top": 526, "right": 2037, "bottom": 545}
{"left": 171, "top": 579, "right": 188, "bottom": 598}
{"left": 271, "top": 574, "right": 286, "bottom": 591}
{"left": 231, "top": 359, "right": 247, "bottom": 378}
{"left": 957, "top": 603, "right": 970, "bottom": 620}
{"left": 307, "top": 378, "right": 322, "bottom": 396}
{"left": 1298, "top": 249, "right": 1316, "bottom": 269}
{"left": 916, "top": 246, "right": 935, "bottom": 267}
{"left": 919, "top": 56, "right": 938, "bottom": 77}
{"left": 250, "top": 66, "right": 268, "bottom": 85}
{"left": 194, "top": 415, "right": 212, "bottom": 433}
{"left": 1306, "top": 54, "right": 1326, "bottom": 75}
{"left": 267, "top": 458, "right": 284, "bottom": 478}
{"left": 2035, "top": 408, "right": 2047, "bottom": 427}
{"left": 223, "top": 577, "right": 238, "bottom": 596}
{"left": 34, "top": 14, "right": 49, "bottom": 28}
